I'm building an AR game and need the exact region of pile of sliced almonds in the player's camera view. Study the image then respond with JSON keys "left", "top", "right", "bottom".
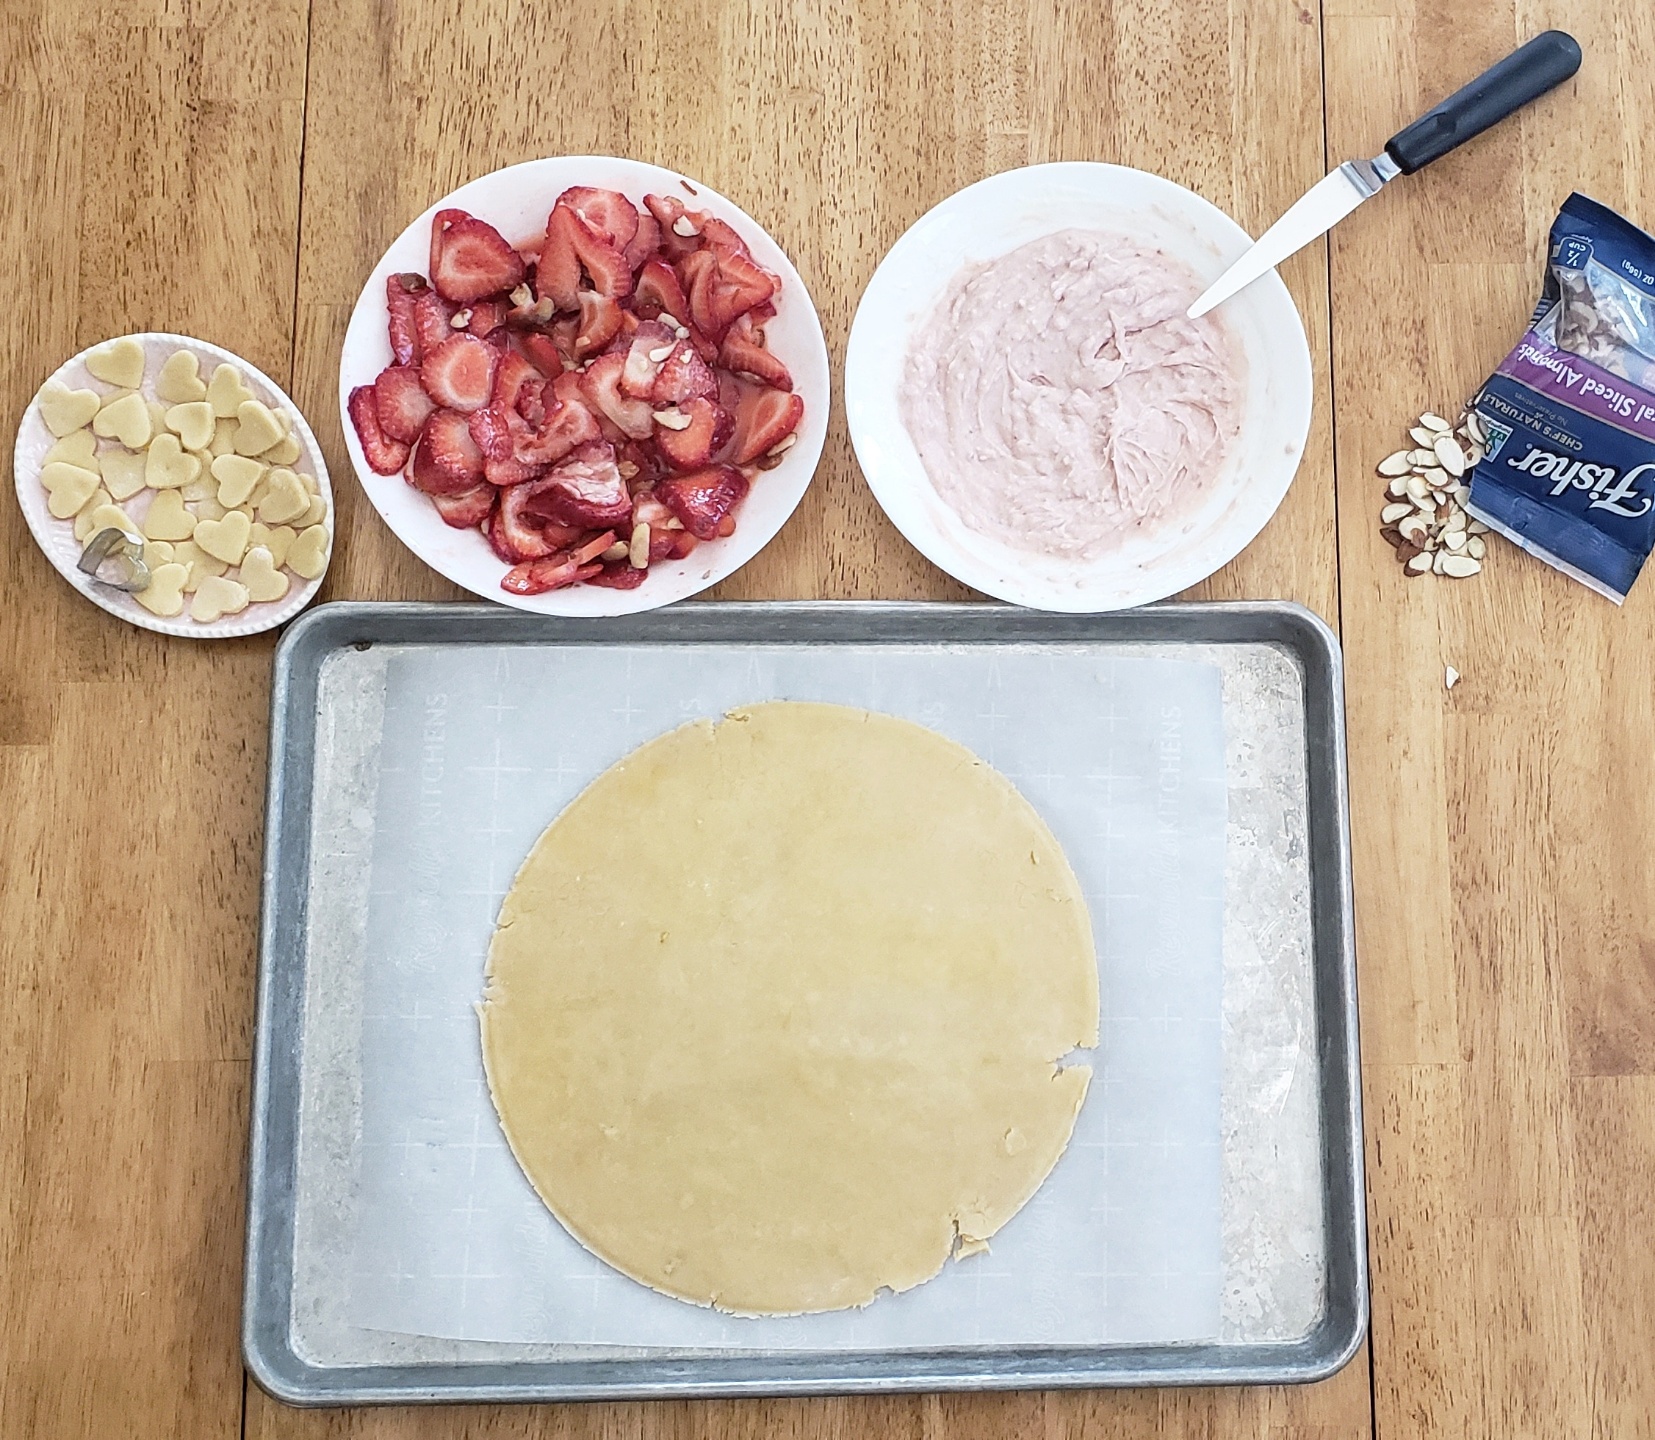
{"left": 1376, "top": 408, "right": 1490, "bottom": 578}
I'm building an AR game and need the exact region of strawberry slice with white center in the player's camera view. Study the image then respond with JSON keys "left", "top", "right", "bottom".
{"left": 580, "top": 352, "right": 655, "bottom": 441}
{"left": 528, "top": 440, "right": 634, "bottom": 528}
{"left": 410, "top": 408, "right": 485, "bottom": 495}
{"left": 723, "top": 380, "right": 805, "bottom": 465}
{"left": 718, "top": 314, "right": 793, "bottom": 391}
{"left": 492, "top": 481, "right": 565, "bottom": 560}
{"left": 683, "top": 238, "right": 780, "bottom": 341}
{"left": 420, "top": 334, "right": 499, "bottom": 413}
{"left": 558, "top": 188, "right": 639, "bottom": 250}
{"left": 650, "top": 340, "right": 719, "bottom": 405}
{"left": 491, "top": 349, "right": 542, "bottom": 411}
{"left": 413, "top": 289, "right": 458, "bottom": 357}
{"left": 431, "top": 482, "right": 496, "bottom": 529}
{"left": 536, "top": 203, "right": 633, "bottom": 310}
{"left": 373, "top": 364, "right": 436, "bottom": 444}
{"left": 348, "top": 385, "right": 410, "bottom": 475}
{"left": 633, "top": 257, "right": 692, "bottom": 326}
{"left": 574, "top": 290, "right": 625, "bottom": 358}
{"left": 655, "top": 465, "right": 750, "bottom": 540}
{"left": 429, "top": 208, "right": 527, "bottom": 304}
{"left": 465, "top": 298, "right": 509, "bottom": 338}
{"left": 386, "top": 273, "right": 427, "bottom": 366}
{"left": 620, "top": 319, "right": 678, "bottom": 398}
{"left": 655, "top": 396, "right": 734, "bottom": 472}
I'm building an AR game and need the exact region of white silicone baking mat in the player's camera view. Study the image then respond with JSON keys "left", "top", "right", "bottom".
{"left": 308, "top": 641, "right": 1229, "bottom": 1351}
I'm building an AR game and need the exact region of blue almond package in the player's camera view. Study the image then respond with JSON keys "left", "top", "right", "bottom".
{"left": 1468, "top": 194, "right": 1655, "bottom": 603}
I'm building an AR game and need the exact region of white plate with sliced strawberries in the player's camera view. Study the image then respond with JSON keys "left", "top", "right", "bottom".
{"left": 339, "top": 157, "right": 829, "bottom": 613}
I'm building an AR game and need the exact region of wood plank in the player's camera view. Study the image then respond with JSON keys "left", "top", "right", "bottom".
{"left": 1324, "top": 0, "right": 1653, "bottom": 1435}
{"left": 0, "top": 0, "right": 310, "bottom": 1436}
{"left": 254, "top": 0, "right": 1364, "bottom": 1435}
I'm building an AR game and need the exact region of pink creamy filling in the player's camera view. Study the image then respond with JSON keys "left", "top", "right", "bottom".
{"left": 899, "top": 228, "right": 1245, "bottom": 560}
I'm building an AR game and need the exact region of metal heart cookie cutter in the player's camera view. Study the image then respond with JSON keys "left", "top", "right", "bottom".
{"left": 77, "top": 526, "right": 151, "bottom": 593}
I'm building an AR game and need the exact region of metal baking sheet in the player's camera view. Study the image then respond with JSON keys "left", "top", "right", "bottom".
{"left": 244, "top": 600, "right": 1365, "bottom": 1404}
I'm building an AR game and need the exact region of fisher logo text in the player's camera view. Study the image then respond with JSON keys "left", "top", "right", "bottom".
{"left": 1507, "top": 445, "right": 1655, "bottom": 518}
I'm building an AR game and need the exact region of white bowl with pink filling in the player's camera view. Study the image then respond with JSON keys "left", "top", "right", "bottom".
{"left": 339, "top": 157, "right": 830, "bottom": 615}
{"left": 845, "top": 162, "right": 1313, "bottom": 612}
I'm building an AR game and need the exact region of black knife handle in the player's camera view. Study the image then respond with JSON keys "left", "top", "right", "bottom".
{"left": 1384, "top": 30, "right": 1581, "bottom": 175}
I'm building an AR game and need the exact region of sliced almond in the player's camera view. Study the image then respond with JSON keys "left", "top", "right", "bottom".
{"left": 1464, "top": 412, "right": 1486, "bottom": 444}
{"left": 1433, "top": 435, "right": 1467, "bottom": 476}
{"left": 1444, "top": 530, "right": 1466, "bottom": 551}
{"left": 1467, "top": 519, "right": 1490, "bottom": 535}
{"left": 1387, "top": 477, "right": 1408, "bottom": 498}
{"left": 652, "top": 408, "right": 691, "bottom": 430}
{"left": 1441, "top": 554, "right": 1482, "bottom": 577}
{"left": 647, "top": 343, "right": 676, "bottom": 363}
{"left": 1419, "top": 412, "right": 1451, "bottom": 432}
{"left": 1432, "top": 549, "right": 1449, "bottom": 574}
{"left": 1405, "top": 475, "right": 1430, "bottom": 501}
{"left": 1398, "top": 513, "right": 1429, "bottom": 543}
{"left": 1378, "top": 451, "right": 1413, "bottom": 476}
{"left": 1408, "top": 448, "right": 1438, "bottom": 466}
{"left": 1410, "top": 426, "right": 1437, "bottom": 447}
{"left": 671, "top": 215, "right": 699, "bottom": 237}
{"left": 1406, "top": 551, "right": 1433, "bottom": 574}
{"left": 1467, "top": 536, "right": 1487, "bottom": 559}
{"left": 1381, "top": 501, "right": 1413, "bottom": 524}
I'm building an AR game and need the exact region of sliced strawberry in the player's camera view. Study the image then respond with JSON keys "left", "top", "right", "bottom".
{"left": 549, "top": 316, "right": 582, "bottom": 366}
{"left": 622, "top": 208, "right": 662, "bottom": 271}
{"left": 371, "top": 364, "right": 436, "bottom": 445}
{"left": 518, "top": 331, "right": 567, "bottom": 379}
{"left": 655, "top": 465, "right": 749, "bottom": 540}
{"left": 506, "top": 292, "right": 558, "bottom": 330}
{"left": 467, "top": 405, "right": 516, "bottom": 463}
{"left": 658, "top": 527, "right": 699, "bottom": 561}
{"left": 491, "top": 349, "right": 542, "bottom": 411}
{"left": 386, "top": 273, "right": 428, "bottom": 366}
{"left": 466, "top": 298, "right": 509, "bottom": 338}
{"left": 632, "top": 489, "right": 675, "bottom": 532}
{"left": 429, "top": 208, "right": 526, "bottom": 304}
{"left": 644, "top": 194, "right": 705, "bottom": 261}
{"left": 530, "top": 440, "right": 634, "bottom": 528}
{"left": 616, "top": 439, "right": 668, "bottom": 491}
{"left": 511, "top": 375, "right": 602, "bottom": 466}
{"left": 724, "top": 382, "right": 805, "bottom": 465}
{"left": 574, "top": 290, "right": 625, "bottom": 358}
{"left": 633, "top": 257, "right": 692, "bottom": 326}
{"left": 607, "top": 310, "right": 640, "bottom": 353}
{"left": 494, "top": 482, "right": 564, "bottom": 559}
{"left": 431, "top": 482, "right": 496, "bottom": 529}
{"left": 580, "top": 352, "right": 655, "bottom": 441}
{"left": 413, "top": 289, "right": 458, "bottom": 357}
{"left": 348, "top": 385, "right": 410, "bottom": 475}
{"left": 515, "top": 375, "right": 550, "bottom": 427}
{"left": 537, "top": 203, "right": 632, "bottom": 310}
{"left": 420, "top": 334, "right": 499, "bottom": 413}
{"left": 656, "top": 396, "right": 734, "bottom": 472}
{"left": 557, "top": 188, "right": 640, "bottom": 251}
{"left": 719, "top": 316, "right": 793, "bottom": 391}
{"left": 501, "top": 554, "right": 603, "bottom": 595}
{"left": 410, "top": 409, "right": 485, "bottom": 495}
{"left": 620, "top": 319, "right": 678, "bottom": 398}
{"left": 587, "top": 560, "right": 648, "bottom": 589}
{"left": 485, "top": 451, "right": 542, "bottom": 487}
{"left": 650, "top": 340, "right": 719, "bottom": 405}
{"left": 685, "top": 240, "right": 779, "bottom": 341}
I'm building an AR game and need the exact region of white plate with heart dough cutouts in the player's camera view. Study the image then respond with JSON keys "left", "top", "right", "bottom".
{"left": 337, "top": 156, "right": 830, "bottom": 616}
{"left": 13, "top": 333, "right": 334, "bottom": 639}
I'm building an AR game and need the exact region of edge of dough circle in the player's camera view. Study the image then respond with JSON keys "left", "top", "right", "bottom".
{"left": 481, "top": 700, "right": 1100, "bottom": 1316}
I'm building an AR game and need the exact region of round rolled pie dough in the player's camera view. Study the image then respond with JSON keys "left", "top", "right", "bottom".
{"left": 480, "top": 700, "right": 1099, "bottom": 1315}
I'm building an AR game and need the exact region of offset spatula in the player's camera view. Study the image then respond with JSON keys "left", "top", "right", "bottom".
{"left": 1187, "top": 30, "right": 1582, "bottom": 319}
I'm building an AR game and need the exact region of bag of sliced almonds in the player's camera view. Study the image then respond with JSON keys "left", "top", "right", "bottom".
{"left": 1463, "top": 194, "right": 1655, "bottom": 603}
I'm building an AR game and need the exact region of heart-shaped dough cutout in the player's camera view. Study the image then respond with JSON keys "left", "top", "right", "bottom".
{"left": 287, "top": 524, "right": 330, "bottom": 581}
{"left": 80, "top": 502, "right": 141, "bottom": 543}
{"left": 261, "top": 432, "right": 302, "bottom": 466}
{"left": 169, "top": 540, "right": 228, "bottom": 592}
{"left": 257, "top": 467, "right": 310, "bottom": 524}
{"left": 165, "top": 401, "right": 216, "bottom": 452}
{"left": 143, "top": 539, "right": 176, "bottom": 567}
{"left": 207, "top": 364, "right": 256, "bottom": 418}
{"left": 193, "top": 496, "right": 228, "bottom": 523}
{"left": 143, "top": 489, "right": 197, "bottom": 542}
{"left": 209, "top": 418, "right": 238, "bottom": 457}
{"left": 148, "top": 399, "right": 169, "bottom": 436}
{"left": 146, "top": 432, "right": 201, "bottom": 490}
{"left": 41, "top": 460, "right": 103, "bottom": 518}
{"left": 72, "top": 488, "right": 115, "bottom": 541}
{"left": 155, "top": 350, "right": 207, "bottom": 404}
{"left": 134, "top": 562, "right": 189, "bottom": 618}
{"left": 234, "top": 401, "right": 285, "bottom": 456}
{"left": 211, "top": 454, "right": 266, "bottom": 507}
{"left": 38, "top": 381, "right": 102, "bottom": 437}
{"left": 44, "top": 429, "right": 98, "bottom": 469}
{"left": 92, "top": 391, "right": 153, "bottom": 449}
{"left": 239, "top": 545, "right": 290, "bottom": 603}
{"left": 190, "top": 574, "right": 250, "bottom": 623}
{"left": 96, "top": 448, "right": 147, "bottom": 501}
{"left": 179, "top": 474, "right": 217, "bottom": 502}
{"left": 85, "top": 337, "right": 146, "bottom": 389}
{"left": 194, "top": 509, "right": 252, "bottom": 565}
{"left": 249, "top": 523, "right": 297, "bottom": 569}
{"left": 299, "top": 493, "right": 328, "bottom": 528}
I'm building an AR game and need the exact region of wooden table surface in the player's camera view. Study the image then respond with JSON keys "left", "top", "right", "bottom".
{"left": 3, "top": 0, "right": 1652, "bottom": 1435}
